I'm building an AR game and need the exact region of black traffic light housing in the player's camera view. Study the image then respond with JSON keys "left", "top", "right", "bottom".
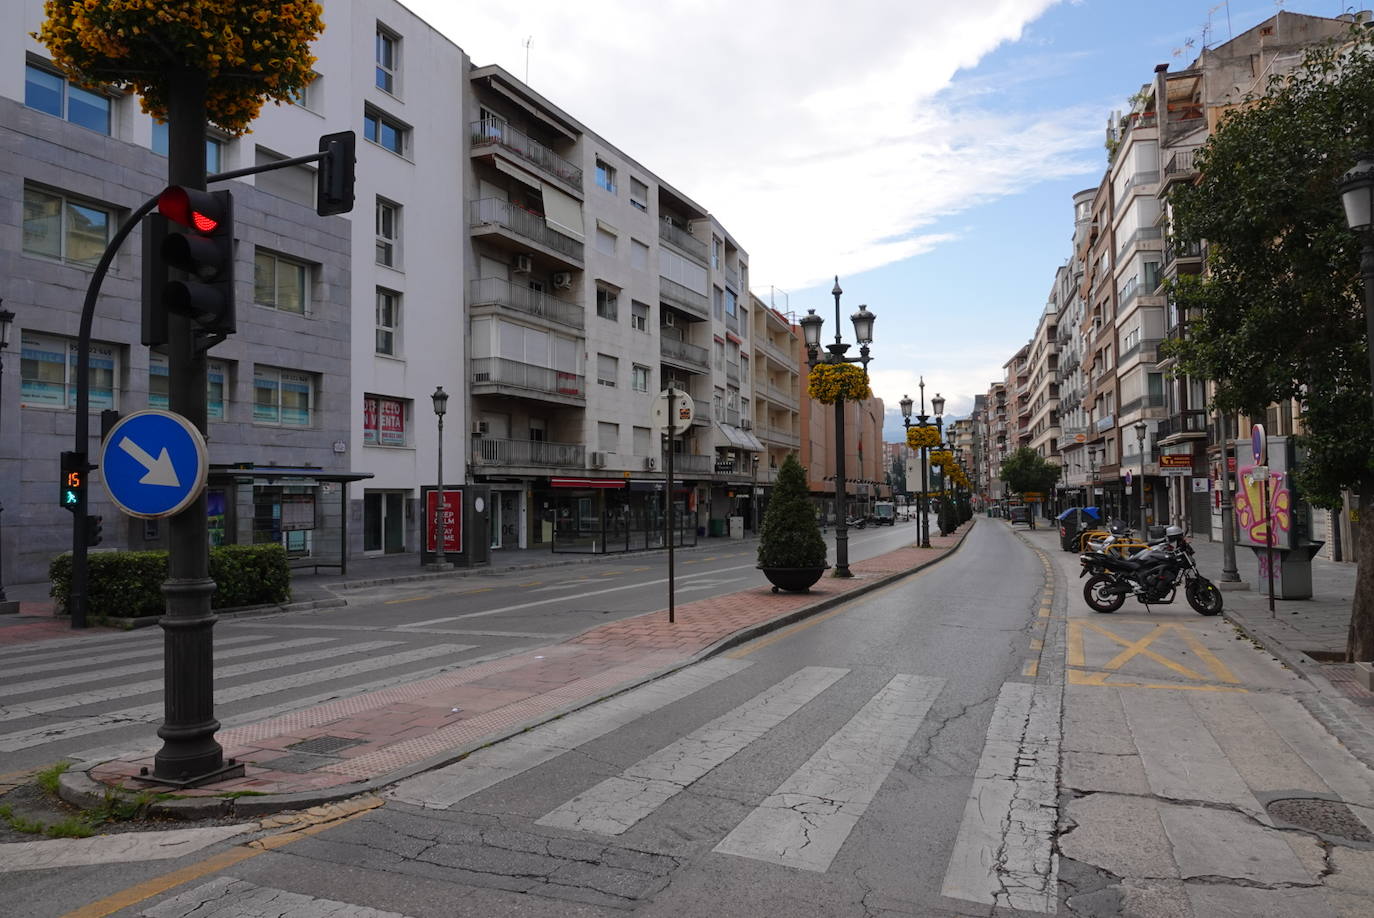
{"left": 158, "top": 186, "right": 235, "bottom": 337}
{"left": 85, "top": 515, "right": 103, "bottom": 547}
{"left": 317, "top": 131, "right": 356, "bottom": 216}
{"left": 60, "top": 450, "right": 86, "bottom": 513}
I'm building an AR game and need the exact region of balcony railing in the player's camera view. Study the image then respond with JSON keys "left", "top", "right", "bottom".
{"left": 725, "top": 310, "right": 739, "bottom": 333}
{"left": 659, "top": 220, "right": 708, "bottom": 262}
{"left": 1164, "top": 149, "right": 1196, "bottom": 178}
{"left": 1162, "top": 238, "right": 1202, "bottom": 267}
{"left": 693, "top": 397, "right": 711, "bottom": 425}
{"left": 672, "top": 453, "right": 714, "bottom": 474}
{"left": 1157, "top": 409, "right": 1209, "bottom": 439}
{"left": 761, "top": 336, "right": 793, "bottom": 366}
{"left": 1118, "top": 337, "right": 1162, "bottom": 365}
{"left": 660, "top": 335, "right": 710, "bottom": 369}
{"left": 761, "top": 425, "right": 800, "bottom": 447}
{"left": 471, "top": 357, "right": 585, "bottom": 399}
{"left": 470, "top": 277, "right": 584, "bottom": 329}
{"left": 724, "top": 406, "right": 741, "bottom": 426}
{"left": 1116, "top": 225, "right": 1163, "bottom": 262}
{"left": 469, "top": 198, "right": 584, "bottom": 262}
{"left": 472, "top": 437, "right": 585, "bottom": 468}
{"left": 1118, "top": 393, "right": 1166, "bottom": 415}
{"left": 659, "top": 276, "right": 710, "bottom": 319}
{"left": 723, "top": 263, "right": 740, "bottom": 290}
{"left": 725, "top": 360, "right": 740, "bottom": 383}
{"left": 469, "top": 120, "right": 583, "bottom": 189}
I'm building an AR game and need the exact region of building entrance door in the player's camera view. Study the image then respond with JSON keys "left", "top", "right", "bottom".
{"left": 364, "top": 490, "right": 408, "bottom": 554}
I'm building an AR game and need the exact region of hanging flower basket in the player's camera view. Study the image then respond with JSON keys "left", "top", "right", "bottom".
{"left": 36, "top": 1, "right": 324, "bottom": 134}
{"left": 930, "top": 449, "right": 954, "bottom": 467}
{"left": 906, "top": 425, "right": 940, "bottom": 449}
{"left": 807, "top": 363, "right": 871, "bottom": 404}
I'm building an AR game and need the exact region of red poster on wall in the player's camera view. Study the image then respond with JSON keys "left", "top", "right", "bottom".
{"left": 379, "top": 399, "right": 405, "bottom": 446}
{"left": 424, "top": 489, "right": 463, "bottom": 553}
{"left": 363, "top": 397, "right": 379, "bottom": 444}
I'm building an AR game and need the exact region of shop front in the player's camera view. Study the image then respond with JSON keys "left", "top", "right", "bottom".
{"left": 548, "top": 477, "right": 697, "bottom": 554}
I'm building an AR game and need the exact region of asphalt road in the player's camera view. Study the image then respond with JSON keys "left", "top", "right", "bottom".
{"left": 15, "top": 517, "right": 1054, "bottom": 918}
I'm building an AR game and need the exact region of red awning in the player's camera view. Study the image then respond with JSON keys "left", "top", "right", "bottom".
{"left": 551, "top": 478, "right": 625, "bottom": 489}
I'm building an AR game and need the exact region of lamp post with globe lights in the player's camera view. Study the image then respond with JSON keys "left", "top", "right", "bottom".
{"left": 428, "top": 386, "right": 451, "bottom": 570}
{"left": 1339, "top": 153, "right": 1374, "bottom": 424}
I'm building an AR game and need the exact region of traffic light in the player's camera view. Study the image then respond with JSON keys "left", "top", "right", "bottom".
{"left": 158, "top": 186, "right": 235, "bottom": 336}
{"left": 141, "top": 213, "right": 170, "bottom": 346}
{"left": 85, "top": 515, "right": 103, "bottom": 547}
{"left": 60, "top": 450, "right": 86, "bottom": 512}
{"left": 316, "top": 131, "right": 356, "bottom": 216}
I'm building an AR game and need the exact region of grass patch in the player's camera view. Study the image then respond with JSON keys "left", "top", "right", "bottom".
{"left": 35, "top": 761, "right": 71, "bottom": 796}
{"left": 0, "top": 802, "right": 94, "bottom": 839}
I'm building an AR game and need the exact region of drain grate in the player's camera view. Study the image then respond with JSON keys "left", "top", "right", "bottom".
{"left": 288, "top": 736, "right": 365, "bottom": 756}
{"left": 1266, "top": 797, "right": 1374, "bottom": 843}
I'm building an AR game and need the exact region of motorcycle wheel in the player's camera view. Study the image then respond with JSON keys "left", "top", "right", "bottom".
{"left": 1083, "top": 574, "right": 1126, "bottom": 613}
{"left": 1186, "top": 578, "right": 1223, "bottom": 616}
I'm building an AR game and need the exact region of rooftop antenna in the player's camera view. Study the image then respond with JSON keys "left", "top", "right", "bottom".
{"left": 523, "top": 36, "right": 532, "bottom": 83}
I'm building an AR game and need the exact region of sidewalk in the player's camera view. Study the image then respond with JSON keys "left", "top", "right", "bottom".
{"left": 61, "top": 522, "right": 972, "bottom": 817}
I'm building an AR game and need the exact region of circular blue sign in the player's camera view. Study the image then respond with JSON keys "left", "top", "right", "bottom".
{"left": 1251, "top": 423, "right": 1267, "bottom": 464}
{"left": 100, "top": 410, "right": 208, "bottom": 519}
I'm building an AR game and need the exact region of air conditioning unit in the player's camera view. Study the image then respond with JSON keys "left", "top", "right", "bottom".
{"left": 471, "top": 421, "right": 488, "bottom": 436}
{"left": 661, "top": 312, "right": 676, "bottom": 328}
{"left": 553, "top": 272, "right": 573, "bottom": 289}
{"left": 645, "top": 456, "right": 656, "bottom": 470}
{"left": 512, "top": 254, "right": 533, "bottom": 274}
{"left": 589, "top": 451, "right": 606, "bottom": 468}
{"left": 740, "top": 419, "right": 753, "bottom": 430}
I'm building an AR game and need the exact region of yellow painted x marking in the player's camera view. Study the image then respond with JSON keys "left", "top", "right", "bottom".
{"left": 1066, "top": 619, "right": 1240, "bottom": 687}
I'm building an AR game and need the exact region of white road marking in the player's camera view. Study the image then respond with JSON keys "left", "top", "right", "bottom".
{"left": 537, "top": 666, "right": 848, "bottom": 835}
{"left": 0, "top": 644, "right": 473, "bottom": 753}
{"left": 143, "top": 877, "right": 415, "bottom": 918}
{"left": 941, "top": 681, "right": 1062, "bottom": 913}
{"left": 713, "top": 674, "right": 944, "bottom": 872}
{"left": 0, "top": 635, "right": 272, "bottom": 679}
{"left": 389, "top": 659, "right": 752, "bottom": 809}
{"left": 0, "top": 824, "right": 253, "bottom": 873}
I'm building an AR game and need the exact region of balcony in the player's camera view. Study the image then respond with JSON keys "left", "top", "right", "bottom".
{"left": 672, "top": 453, "right": 714, "bottom": 475}
{"left": 471, "top": 437, "right": 585, "bottom": 469}
{"left": 471, "top": 357, "right": 585, "bottom": 404}
{"left": 469, "top": 120, "right": 582, "bottom": 191}
{"left": 760, "top": 336, "right": 794, "bottom": 367}
{"left": 761, "top": 424, "right": 800, "bottom": 448}
{"left": 1118, "top": 337, "right": 1162, "bottom": 366}
{"left": 660, "top": 276, "right": 710, "bottom": 320}
{"left": 660, "top": 336, "right": 711, "bottom": 372}
{"left": 725, "top": 360, "right": 740, "bottom": 384}
{"left": 722, "top": 262, "right": 740, "bottom": 290}
{"left": 469, "top": 198, "right": 584, "bottom": 266}
{"left": 693, "top": 397, "right": 711, "bottom": 426}
{"left": 725, "top": 310, "right": 739, "bottom": 334}
{"left": 1118, "top": 393, "right": 1165, "bottom": 416}
{"left": 1157, "top": 409, "right": 1209, "bottom": 440}
{"left": 659, "top": 220, "right": 708, "bottom": 264}
{"left": 1116, "top": 225, "right": 1163, "bottom": 262}
{"left": 1162, "top": 148, "right": 1197, "bottom": 185}
{"left": 1162, "top": 238, "right": 1202, "bottom": 268}
{"left": 470, "top": 277, "right": 584, "bottom": 330}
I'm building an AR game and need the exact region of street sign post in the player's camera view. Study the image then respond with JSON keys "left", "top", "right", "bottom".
{"left": 100, "top": 409, "right": 208, "bottom": 519}
{"left": 655, "top": 387, "right": 692, "bottom": 624}
{"left": 1251, "top": 424, "right": 1274, "bottom": 615}
{"left": 653, "top": 389, "right": 694, "bottom": 430}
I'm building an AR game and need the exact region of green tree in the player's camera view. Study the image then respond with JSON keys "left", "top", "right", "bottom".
{"left": 1000, "top": 447, "right": 1062, "bottom": 530}
{"left": 757, "top": 454, "right": 827, "bottom": 569}
{"left": 1164, "top": 28, "right": 1374, "bottom": 660}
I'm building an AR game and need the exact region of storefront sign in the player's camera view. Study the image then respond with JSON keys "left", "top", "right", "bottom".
{"left": 1159, "top": 455, "right": 1193, "bottom": 469}
{"left": 424, "top": 488, "right": 463, "bottom": 553}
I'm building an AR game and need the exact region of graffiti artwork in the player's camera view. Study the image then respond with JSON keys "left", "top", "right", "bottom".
{"left": 1235, "top": 463, "right": 1291, "bottom": 548}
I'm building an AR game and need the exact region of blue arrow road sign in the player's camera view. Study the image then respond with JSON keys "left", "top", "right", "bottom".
{"left": 100, "top": 409, "right": 208, "bottom": 519}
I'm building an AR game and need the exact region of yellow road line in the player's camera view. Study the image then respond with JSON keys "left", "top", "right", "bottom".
{"left": 463, "top": 587, "right": 493, "bottom": 595}
{"left": 1067, "top": 670, "right": 1247, "bottom": 692}
{"left": 1175, "top": 626, "right": 1241, "bottom": 684}
{"left": 62, "top": 797, "right": 383, "bottom": 918}
{"left": 1082, "top": 620, "right": 1210, "bottom": 682}
{"left": 383, "top": 594, "right": 431, "bottom": 605}
{"left": 1066, "top": 619, "right": 1086, "bottom": 668}
{"left": 1023, "top": 660, "right": 1039, "bottom": 678}
{"left": 1030, "top": 638, "right": 1043, "bottom": 652}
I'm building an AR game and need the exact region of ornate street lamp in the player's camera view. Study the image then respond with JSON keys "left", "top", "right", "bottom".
{"left": 933, "top": 392, "right": 947, "bottom": 533}
{"left": 802, "top": 276, "right": 874, "bottom": 577}
{"left": 1339, "top": 153, "right": 1374, "bottom": 423}
{"left": 900, "top": 381, "right": 934, "bottom": 548}
{"left": 429, "top": 386, "right": 451, "bottom": 570}
{"left": 1134, "top": 420, "right": 1148, "bottom": 536}
{"left": 0, "top": 302, "right": 12, "bottom": 605}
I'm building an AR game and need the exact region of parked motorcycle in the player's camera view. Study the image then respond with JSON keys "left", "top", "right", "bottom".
{"left": 846, "top": 516, "right": 867, "bottom": 529}
{"left": 1079, "top": 526, "right": 1222, "bottom": 615}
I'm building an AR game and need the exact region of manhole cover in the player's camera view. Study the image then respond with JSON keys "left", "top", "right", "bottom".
{"left": 288, "top": 736, "right": 365, "bottom": 756}
{"left": 258, "top": 753, "right": 340, "bottom": 774}
{"left": 1267, "top": 797, "right": 1374, "bottom": 843}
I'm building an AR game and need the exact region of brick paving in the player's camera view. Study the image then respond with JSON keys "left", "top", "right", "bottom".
{"left": 86, "top": 529, "right": 969, "bottom": 805}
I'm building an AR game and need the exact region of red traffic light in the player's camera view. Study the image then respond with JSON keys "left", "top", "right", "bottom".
{"left": 158, "top": 186, "right": 223, "bottom": 234}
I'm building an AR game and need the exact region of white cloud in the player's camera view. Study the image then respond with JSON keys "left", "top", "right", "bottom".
{"left": 407, "top": 0, "right": 1097, "bottom": 289}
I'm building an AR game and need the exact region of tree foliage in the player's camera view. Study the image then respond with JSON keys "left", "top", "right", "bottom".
{"left": 757, "top": 454, "right": 827, "bottom": 569}
{"left": 1000, "top": 447, "right": 1062, "bottom": 496}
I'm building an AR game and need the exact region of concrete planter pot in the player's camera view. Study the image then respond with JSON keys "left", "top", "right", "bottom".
{"left": 758, "top": 565, "right": 829, "bottom": 593}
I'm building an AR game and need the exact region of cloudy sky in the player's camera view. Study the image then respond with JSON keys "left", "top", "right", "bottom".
{"left": 406, "top": 0, "right": 1353, "bottom": 436}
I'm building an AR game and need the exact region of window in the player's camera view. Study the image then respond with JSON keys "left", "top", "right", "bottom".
{"left": 713, "top": 287, "right": 724, "bottom": 320}
{"left": 725, "top": 289, "right": 737, "bottom": 317}
{"left": 631, "top": 300, "right": 649, "bottom": 332}
{"left": 20, "top": 332, "right": 118, "bottom": 411}
{"left": 376, "top": 198, "right": 400, "bottom": 266}
{"left": 150, "top": 353, "right": 229, "bottom": 420}
{"left": 290, "top": 72, "right": 320, "bottom": 110}
{"left": 633, "top": 426, "right": 652, "bottom": 456}
{"left": 630, "top": 178, "right": 648, "bottom": 212}
{"left": 25, "top": 63, "right": 110, "bottom": 134}
{"left": 364, "top": 107, "right": 407, "bottom": 156}
{"left": 376, "top": 26, "right": 398, "bottom": 94}
{"left": 597, "top": 353, "right": 618, "bottom": 387}
{"left": 596, "top": 227, "right": 617, "bottom": 256}
{"left": 22, "top": 186, "right": 111, "bottom": 267}
{"left": 596, "top": 159, "right": 616, "bottom": 193}
{"left": 712, "top": 236, "right": 722, "bottom": 269}
{"left": 254, "top": 250, "right": 310, "bottom": 314}
{"left": 254, "top": 366, "right": 315, "bottom": 426}
{"left": 151, "top": 122, "right": 224, "bottom": 173}
{"left": 363, "top": 395, "right": 408, "bottom": 446}
{"left": 632, "top": 364, "right": 651, "bottom": 393}
{"left": 631, "top": 238, "right": 649, "bottom": 271}
{"left": 376, "top": 288, "right": 400, "bottom": 355}
{"left": 598, "top": 421, "right": 619, "bottom": 451}
{"left": 596, "top": 287, "right": 619, "bottom": 320}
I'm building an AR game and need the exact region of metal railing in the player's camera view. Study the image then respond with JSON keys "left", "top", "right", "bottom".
{"left": 1116, "top": 225, "right": 1163, "bottom": 262}
{"left": 1156, "top": 409, "right": 1209, "bottom": 439}
{"left": 469, "top": 277, "right": 584, "bottom": 329}
{"left": 471, "top": 357, "right": 585, "bottom": 399}
{"left": 658, "top": 220, "right": 707, "bottom": 262}
{"left": 693, "top": 397, "right": 711, "bottom": 425}
{"left": 725, "top": 360, "right": 740, "bottom": 383}
{"left": 762, "top": 425, "right": 800, "bottom": 447}
{"left": 1164, "top": 148, "right": 1196, "bottom": 178}
{"left": 1118, "top": 337, "right": 1161, "bottom": 365}
{"left": 660, "top": 335, "right": 710, "bottom": 369}
{"left": 469, "top": 120, "right": 582, "bottom": 189}
{"left": 469, "top": 198, "right": 584, "bottom": 261}
{"left": 659, "top": 276, "right": 710, "bottom": 318}
{"left": 722, "top": 263, "right": 739, "bottom": 290}
{"left": 472, "top": 437, "right": 585, "bottom": 468}
{"left": 673, "top": 453, "right": 714, "bottom": 474}
{"left": 1162, "top": 238, "right": 1201, "bottom": 267}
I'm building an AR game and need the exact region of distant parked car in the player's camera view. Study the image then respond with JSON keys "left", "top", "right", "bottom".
{"left": 1008, "top": 505, "right": 1030, "bottom": 525}
{"left": 871, "top": 502, "right": 896, "bottom": 526}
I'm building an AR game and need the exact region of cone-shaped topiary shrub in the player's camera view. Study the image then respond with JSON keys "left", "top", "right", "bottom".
{"left": 757, "top": 454, "right": 827, "bottom": 569}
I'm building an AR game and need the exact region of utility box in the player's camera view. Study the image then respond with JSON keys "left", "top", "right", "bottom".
{"left": 1248, "top": 542, "right": 1324, "bottom": 600}
{"left": 728, "top": 515, "right": 744, "bottom": 540}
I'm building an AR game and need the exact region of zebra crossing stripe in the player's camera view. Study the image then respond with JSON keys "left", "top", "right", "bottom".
{"left": 0, "top": 643, "right": 473, "bottom": 753}
{"left": 536, "top": 666, "right": 848, "bottom": 836}
{"left": 0, "top": 634, "right": 273, "bottom": 679}
{"left": 0, "top": 641, "right": 406, "bottom": 723}
{"left": 0, "top": 637, "right": 333, "bottom": 698}
{"left": 940, "top": 680, "right": 1061, "bottom": 913}
{"left": 712, "top": 673, "right": 944, "bottom": 872}
{"left": 143, "top": 877, "right": 415, "bottom": 918}
{"left": 389, "top": 658, "right": 752, "bottom": 809}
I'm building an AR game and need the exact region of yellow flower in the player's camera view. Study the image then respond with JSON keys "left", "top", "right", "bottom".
{"left": 906, "top": 425, "right": 940, "bottom": 449}
{"left": 806, "top": 363, "right": 872, "bottom": 405}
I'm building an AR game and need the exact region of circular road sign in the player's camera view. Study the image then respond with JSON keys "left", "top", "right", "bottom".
{"left": 100, "top": 409, "right": 209, "bottom": 519}
{"left": 1251, "top": 423, "right": 1267, "bottom": 464}
{"left": 653, "top": 389, "right": 695, "bottom": 431}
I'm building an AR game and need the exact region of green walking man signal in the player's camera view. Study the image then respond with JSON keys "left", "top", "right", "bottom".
{"left": 60, "top": 450, "right": 86, "bottom": 512}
